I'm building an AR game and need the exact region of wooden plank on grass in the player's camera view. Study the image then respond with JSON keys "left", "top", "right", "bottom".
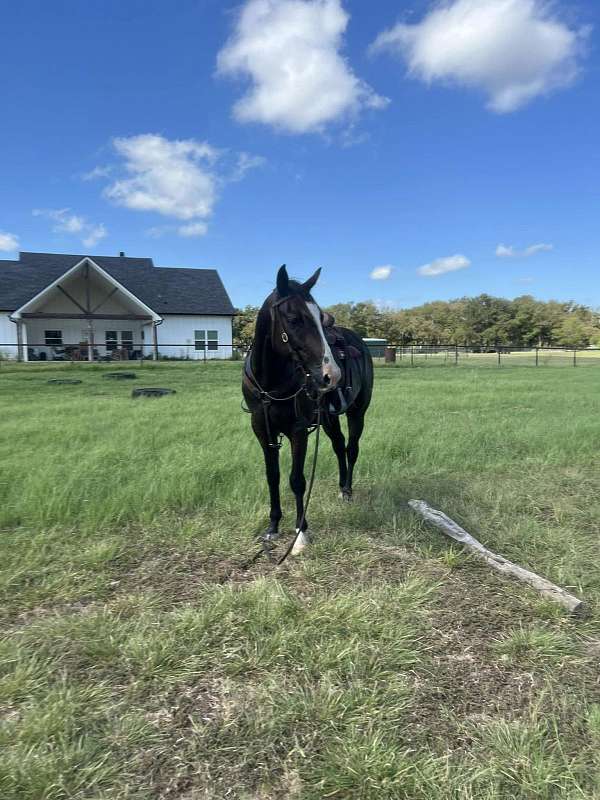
{"left": 408, "top": 499, "right": 584, "bottom": 615}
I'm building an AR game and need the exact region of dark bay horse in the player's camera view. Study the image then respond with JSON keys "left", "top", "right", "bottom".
{"left": 243, "top": 265, "right": 373, "bottom": 554}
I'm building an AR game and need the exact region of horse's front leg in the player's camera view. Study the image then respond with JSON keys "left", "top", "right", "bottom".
{"left": 289, "top": 430, "right": 310, "bottom": 555}
{"left": 253, "top": 413, "right": 282, "bottom": 542}
{"left": 261, "top": 444, "right": 282, "bottom": 543}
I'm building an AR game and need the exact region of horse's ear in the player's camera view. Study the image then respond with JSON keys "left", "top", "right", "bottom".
{"left": 301, "top": 267, "right": 321, "bottom": 294}
{"left": 276, "top": 264, "right": 289, "bottom": 296}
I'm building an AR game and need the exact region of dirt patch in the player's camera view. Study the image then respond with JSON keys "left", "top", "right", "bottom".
{"left": 404, "top": 560, "right": 598, "bottom": 754}
{"left": 2, "top": 596, "right": 101, "bottom": 633}
{"left": 115, "top": 537, "right": 419, "bottom": 601}
{"left": 112, "top": 546, "right": 280, "bottom": 604}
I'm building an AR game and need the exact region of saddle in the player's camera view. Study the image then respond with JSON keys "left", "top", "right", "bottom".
{"left": 324, "top": 321, "right": 362, "bottom": 415}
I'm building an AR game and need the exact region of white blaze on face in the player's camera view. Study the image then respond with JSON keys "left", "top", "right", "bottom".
{"left": 306, "top": 302, "right": 341, "bottom": 389}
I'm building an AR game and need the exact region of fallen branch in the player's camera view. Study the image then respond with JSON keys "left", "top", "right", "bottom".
{"left": 408, "top": 500, "right": 584, "bottom": 615}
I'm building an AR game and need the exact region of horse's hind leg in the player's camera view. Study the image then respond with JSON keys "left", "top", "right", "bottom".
{"left": 344, "top": 407, "right": 366, "bottom": 500}
{"left": 323, "top": 413, "right": 349, "bottom": 501}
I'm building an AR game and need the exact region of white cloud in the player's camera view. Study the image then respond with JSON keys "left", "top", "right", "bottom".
{"left": 82, "top": 224, "right": 107, "bottom": 248}
{"left": 217, "top": 0, "right": 388, "bottom": 133}
{"left": 231, "top": 152, "right": 267, "bottom": 181}
{"left": 418, "top": 253, "right": 470, "bottom": 277}
{"left": 145, "top": 225, "right": 170, "bottom": 239}
{"left": 178, "top": 222, "right": 209, "bottom": 238}
{"left": 0, "top": 231, "right": 19, "bottom": 252}
{"left": 370, "top": 265, "right": 393, "bottom": 280}
{"left": 105, "top": 135, "right": 219, "bottom": 222}
{"left": 372, "top": 0, "right": 587, "bottom": 113}
{"left": 496, "top": 244, "right": 514, "bottom": 258}
{"left": 104, "top": 134, "right": 264, "bottom": 237}
{"left": 33, "top": 208, "right": 107, "bottom": 249}
{"left": 496, "top": 242, "right": 553, "bottom": 258}
{"left": 82, "top": 165, "right": 113, "bottom": 181}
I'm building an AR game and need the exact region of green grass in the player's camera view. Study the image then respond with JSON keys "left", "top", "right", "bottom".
{"left": 1, "top": 361, "right": 599, "bottom": 799}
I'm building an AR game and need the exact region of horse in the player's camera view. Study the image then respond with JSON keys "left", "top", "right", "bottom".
{"left": 242, "top": 265, "right": 373, "bottom": 555}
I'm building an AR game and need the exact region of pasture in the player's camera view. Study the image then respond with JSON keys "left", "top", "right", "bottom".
{"left": 1, "top": 362, "right": 599, "bottom": 799}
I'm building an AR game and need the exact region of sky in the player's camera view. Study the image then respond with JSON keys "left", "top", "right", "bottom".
{"left": 1, "top": 0, "right": 599, "bottom": 310}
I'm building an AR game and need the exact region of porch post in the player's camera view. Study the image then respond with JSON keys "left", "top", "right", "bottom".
{"left": 16, "top": 320, "right": 24, "bottom": 362}
{"left": 87, "top": 319, "right": 95, "bottom": 362}
{"left": 152, "top": 322, "right": 159, "bottom": 361}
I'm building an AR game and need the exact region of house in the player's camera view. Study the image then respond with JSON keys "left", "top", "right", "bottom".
{"left": 0, "top": 251, "right": 235, "bottom": 361}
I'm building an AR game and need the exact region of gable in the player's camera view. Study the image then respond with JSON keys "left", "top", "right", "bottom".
{"left": 0, "top": 252, "right": 236, "bottom": 315}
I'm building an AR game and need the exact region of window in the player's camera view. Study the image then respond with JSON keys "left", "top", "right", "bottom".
{"left": 106, "top": 331, "right": 118, "bottom": 352}
{"left": 195, "top": 330, "right": 218, "bottom": 351}
{"left": 121, "top": 331, "right": 133, "bottom": 352}
{"left": 207, "top": 330, "right": 218, "bottom": 351}
{"left": 45, "top": 330, "right": 63, "bottom": 347}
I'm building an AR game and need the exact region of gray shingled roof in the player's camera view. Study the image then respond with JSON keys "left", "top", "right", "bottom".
{"left": 0, "top": 252, "right": 235, "bottom": 315}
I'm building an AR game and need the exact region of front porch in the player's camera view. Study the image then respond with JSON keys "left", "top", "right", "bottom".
{"left": 11, "top": 257, "right": 162, "bottom": 362}
{"left": 23, "top": 316, "right": 154, "bottom": 362}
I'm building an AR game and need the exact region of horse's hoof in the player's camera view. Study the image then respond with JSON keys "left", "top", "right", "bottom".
{"left": 339, "top": 489, "right": 353, "bottom": 503}
{"left": 258, "top": 530, "right": 280, "bottom": 546}
{"left": 291, "top": 529, "right": 312, "bottom": 556}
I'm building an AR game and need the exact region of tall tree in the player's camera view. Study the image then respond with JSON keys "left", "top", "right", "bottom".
{"left": 232, "top": 306, "right": 259, "bottom": 349}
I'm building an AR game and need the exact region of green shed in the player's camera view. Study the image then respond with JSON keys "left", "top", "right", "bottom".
{"left": 362, "top": 338, "right": 388, "bottom": 358}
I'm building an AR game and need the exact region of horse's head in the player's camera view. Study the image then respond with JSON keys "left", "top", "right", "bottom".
{"left": 267, "top": 265, "right": 341, "bottom": 393}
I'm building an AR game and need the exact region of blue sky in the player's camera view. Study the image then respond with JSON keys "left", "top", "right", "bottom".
{"left": 1, "top": 0, "right": 598, "bottom": 309}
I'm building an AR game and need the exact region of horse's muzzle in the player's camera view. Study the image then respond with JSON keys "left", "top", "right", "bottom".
{"left": 310, "top": 366, "right": 341, "bottom": 393}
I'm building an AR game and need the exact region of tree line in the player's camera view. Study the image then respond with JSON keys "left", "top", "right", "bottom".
{"left": 234, "top": 294, "right": 600, "bottom": 350}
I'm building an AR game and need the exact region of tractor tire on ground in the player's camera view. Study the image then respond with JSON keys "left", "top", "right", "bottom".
{"left": 131, "top": 387, "right": 176, "bottom": 398}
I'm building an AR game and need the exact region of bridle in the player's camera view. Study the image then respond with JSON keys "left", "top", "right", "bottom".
{"left": 243, "top": 292, "right": 323, "bottom": 448}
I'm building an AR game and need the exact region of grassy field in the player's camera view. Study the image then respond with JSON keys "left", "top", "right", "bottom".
{"left": 1, "top": 361, "right": 599, "bottom": 799}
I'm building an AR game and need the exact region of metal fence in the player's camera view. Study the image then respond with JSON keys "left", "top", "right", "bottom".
{"left": 0, "top": 341, "right": 245, "bottom": 364}
{"left": 374, "top": 344, "right": 600, "bottom": 368}
{"left": 1, "top": 342, "right": 599, "bottom": 368}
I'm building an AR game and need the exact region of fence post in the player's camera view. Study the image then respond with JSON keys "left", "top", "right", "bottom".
{"left": 535, "top": 347, "right": 539, "bottom": 367}
{"left": 497, "top": 349, "right": 501, "bottom": 368}
{"left": 573, "top": 349, "right": 577, "bottom": 368}
{"left": 411, "top": 346, "right": 414, "bottom": 367}
{"left": 455, "top": 345, "right": 458, "bottom": 366}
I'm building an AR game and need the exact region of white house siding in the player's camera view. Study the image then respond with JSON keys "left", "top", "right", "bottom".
{"left": 157, "top": 315, "right": 233, "bottom": 360}
{"left": 0, "top": 312, "right": 18, "bottom": 359}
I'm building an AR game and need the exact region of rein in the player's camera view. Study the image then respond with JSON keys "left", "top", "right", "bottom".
{"left": 276, "top": 404, "right": 321, "bottom": 565}
{"left": 242, "top": 353, "right": 314, "bottom": 449}
{"left": 230, "top": 401, "right": 322, "bottom": 574}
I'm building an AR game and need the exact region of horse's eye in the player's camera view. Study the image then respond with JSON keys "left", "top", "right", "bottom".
{"left": 289, "top": 316, "right": 302, "bottom": 326}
